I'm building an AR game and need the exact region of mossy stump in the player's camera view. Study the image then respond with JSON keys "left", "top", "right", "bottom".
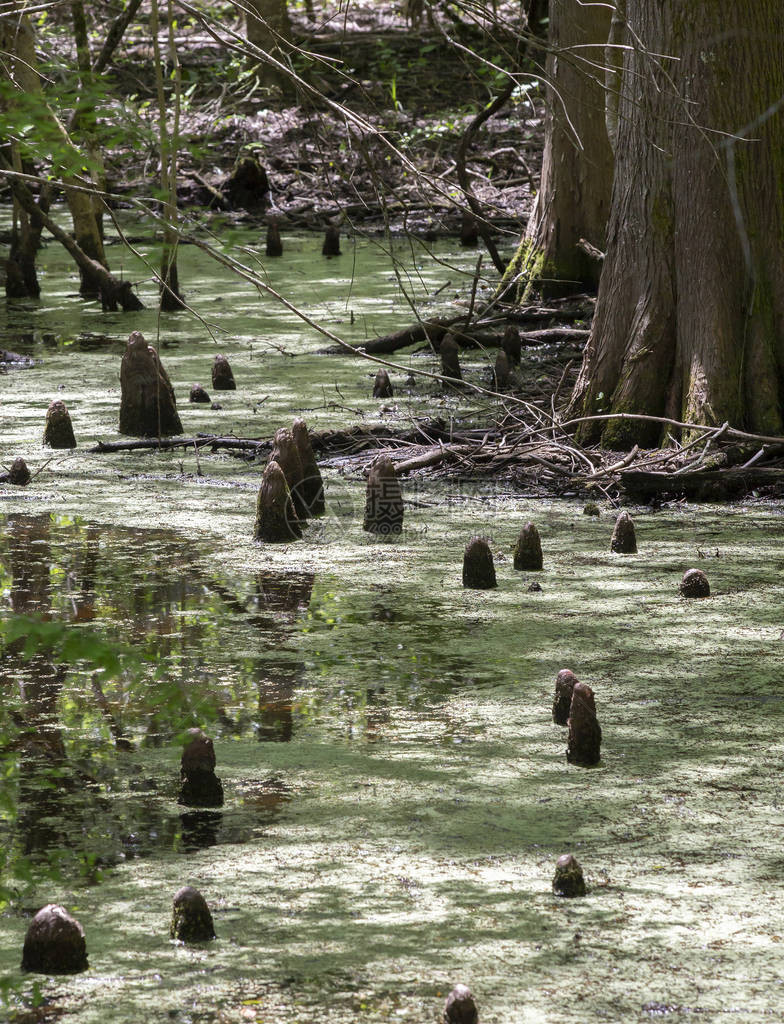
{"left": 271, "top": 427, "right": 308, "bottom": 520}
{"left": 212, "top": 354, "right": 236, "bottom": 391}
{"left": 266, "top": 221, "right": 283, "bottom": 258}
{"left": 170, "top": 886, "right": 216, "bottom": 942}
{"left": 583, "top": 502, "right": 600, "bottom": 516}
{"left": 255, "top": 460, "right": 301, "bottom": 543}
{"left": 552, "top": 668, "right": 578, "bottom": 726}
{"left": 513, "top": 521, "right": 543, "bottom": 571}
{"left": 119, "top": 331, "right": 183, "bottom": 437}
{"left": 21, "top": 905, "right": 88, "bottom": 974}
{"left": 292, "top": 417, "right": 325, "bottom": 517}
{"left": 502, "top": 324, "right": 522, "bottom": 365}
{"left": 440, "top": 333, "right": 462, "bottom": 382}
{"left": 492, "top": 351, "right": 510, "bottom": 389}
{"left": 680, "top": 568, "right": 710, "bottom": 598}
{"left": 43, "top": 400, "right": 76, "bottom": 448}
{"left": 363, "top": 456, "right": 403, "bottom": 536}
{"left": 2, "top": 457, "right": 31, "bottom": 486}
{"left": 552, "top": 854, "right": 586, "bottom": 898}
{"left": 444, "top": 983, "right": 478, "bottom": 1024}
{"left": 189, "top": 384, "right": 211, "bottom": 404}
{"left": 462, "top": 536, "right": 497, "bottom": 589}
{"left": 610, "top": 511, "right": 637, "bottom": 553}
{"left": 567, "top": 681, "right": 602, "bottom": 766}
{"left": 178, "top": 728, "right": 223, "bottom": 808}
{"left": 373, "top": 369, "right": 394, "bottom": 398}
{"left": 322, "top": 225, "right": 341, "bottom": 256}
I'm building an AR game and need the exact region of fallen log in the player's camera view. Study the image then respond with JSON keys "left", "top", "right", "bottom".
{"left": 621, "top": 466, "right": 784, "bottom": 501}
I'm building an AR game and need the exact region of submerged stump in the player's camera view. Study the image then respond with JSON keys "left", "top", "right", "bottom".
{"left": 212, "top": 354, "right": 236, "bottom": 391}
{"left": 322, "top": 225, "right": 341, "bottom": 256}
{"left": 513, "top": 521, "right": 543, "bottom": 571}
{"left": 266, "top": 221, "right": 283, "bottom": 258}
{"left": 292, "top": 417, "right": 325, "bottom": 517}
{"left": 444, "top": 983, "right": 478, "bottom": 1024}
{"left": 373, "top": 369, "right": 394, "bottom": 398}
{"left": 502, "top": 323, "right": 522, "bottom": 365}
{"left": 567, "top": 681, "right": 602, "bottom": 766}
{"left": 21, "top": 905, "right": 88, "bottom": 974}
{"left": 271, "top": 427, "right": 308, "bottom": 520}
{"left": 189, "top": 384, "right": 211, "bottom": 404}
{"left": 179, "top": 728, "right": 223, "bottom": 808}
{"left": 552, "top": 854, "right": 586, "bottom": 898}
{"left": 463, "top": 536, "right": 497, "bottom": 589}
{"left": 170, "top": 886, "right": 216, "bottom": 942}
{"left": 119, "top": 331, "right": 183, "bottom": 437}
{"left": 43, "top": 400, "right": 76, "bottom": 449}
{"left": 610, "top": 511, "right": 637, "bottom": 553}
{"left": 440, "top": 333, "right": 462, "bottom": 382}
{"left": 223, "top": 155, "right": 269, "bottom": 210}
{"left": 255, "top": 460, "right": 301, "bottom": 543}
{"left": 363, "top": 456, "right": 403, "bottom": 536}
{"left": 680, "top": 568, "right": 710, "bottom": 598}
{"left": 552, "top": 668, "right": 579, "bottom": 726}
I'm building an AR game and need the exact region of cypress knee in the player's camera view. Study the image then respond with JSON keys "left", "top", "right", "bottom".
{"left": 444, "top": 983, "right": 478, "bottom": 1024}
{"left": 493, "top": 351, "right": 510, "bottom": 389}
{"left": 43, "top": 400, "right": 76, "bottom": 448}
{"left": 460, "top": 211, "right": 478, "bottom": 247}
{"left": 373, "top": 369, "right": 394, "bottom": 398}
{"left": 552, "top": 668, "right": 578, "bottom": 726}
{"left": 363, "top": 456, "right": 403, "bottom": 536}
{"left": 178, "top": 727, "right": 223, "bottom": 808}
{"left": 21, "top": 905, "right": 88, "bottom": 974}
{"left": 322, "top": 225, "right": 341, "bottom": 256}
{"left": 212, "top": 354, "right": 236, "bottom": 391}
{"left": 680, "top": 568, "right": 710, "bottom": 598}
{"left": 255, "top": 460, "right": 301, "bottom": 543}
{"left": 502, "top": 324, "right": 522, "bottom": 365}
{"left": 170, "top": 886, "right": 215, "bottom": 942}
{"left": 462, "top": 536, "right": 497, "bottom": 589}
{"left": 266, "top": 221, "right": 283, "bottom": 257}
{"left": 292, "top": 417, "right": 325, "bottom": 516}
{"left": 566, "top": 681, "right": 601, "bottom": 766}
{"left": 189, "top": 384, "right": 211, "bottom": 404}
{"left": 271, "top": 427, "right": 308, "bottom": 520}
{"left": 2, "top": 457, "right": 31, "bottom": 486}
{"left": 440, "top": 334, "right": 462, "bottom": 382}
{"left": 119, "top": 331, "right": 183, "bottom": 437}
{"left": 513, "top": 521, "right": 543, "bottom": 571}
{"left": 610, "top": 511, "right": 637, "bottom": 553}
{"left": 552, "top": 854, "right": 586, "bottom": 897}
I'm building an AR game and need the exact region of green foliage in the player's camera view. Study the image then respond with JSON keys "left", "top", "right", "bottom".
{"left": 0, "top": 616, "right": 140, "bottom": 678}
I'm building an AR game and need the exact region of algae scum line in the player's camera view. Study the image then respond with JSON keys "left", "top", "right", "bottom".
{"left": 3, "top": 225, "right": 784, "bottom": 1023}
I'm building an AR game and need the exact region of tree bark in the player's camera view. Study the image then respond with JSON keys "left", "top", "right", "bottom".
{"left": 569, "top": 1, "right": 784, "bottom": 448}
{"left": 243, "top": 0, "right": 292, "bottom": 90}
{"left": 503, "top": 0, "right": 613, "bottom": 300}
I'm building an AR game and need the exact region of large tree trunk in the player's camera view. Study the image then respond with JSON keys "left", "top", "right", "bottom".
{"left": 569, "top": 2, "right": 784, "bottom": 448}
{"left": 244, "top": 0, "right": 292, "bottom": 90}
{"left": 502, "top": 0, "right": 613, "bottom": 301}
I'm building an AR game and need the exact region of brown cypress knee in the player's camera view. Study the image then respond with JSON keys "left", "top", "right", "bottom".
{"left": 189, "top": 384, "right": 211, "bottom": 404}
{"left": 266, "top": 221, "right": 283, "bottom": 257}
{"left": 292, "top": 417, "right": 325, "bottom": 517}
{"left": 119, "top": 331, "right": 183, "bottom": 437}
{"left": 493, "top": 351, "right": 510, "bottom": 389}
{"left": 322, "top": 225, "right": 341, "bottom": 256}
{"left": 444, "top": 983, "right": 478, "bottom": 1024}
{"left": 255, "top": 460, "right": 301, "bottom": 543}
{"left": 610, "top": 511, "right": 637, "bottom": 553}
{"left": 566, "top": 681, "right": 601, "bottom": 766}
{"left": 440, "top": 333, "right": 462, "bottom": 382}
{"left": 271, "top": 427, "right": 308, "bottom": 520}
{"left": 178, "top": 727, "right": 223, "bottom": 808}
{"left": 462, "top": 536, "right": 497, "bottom": 589}
{"left": 373, "top": 369, "right": 394, "bottom": 398}
{"left": 363, "top": 456, "right": 403, "bottom": 535}
{"left": 513, "top": 521, "right": 543, "bottom": 570}
{"left": 21, "top": 905, "right": 88, "bottom": 974}
{"left": 502, "top": 323, "right": 522, "bottom": 365}
{"left": 212, "top": 354, "right": 236, "bottom": 391}
{"left": 552, "top": 853, "right": 586, "bottom": 897}
{"left": 680, "top": 568, "right": 710, "bottom": 598}
{"left": 43, "top": 400, "right": 76, "bottom": 449}
{"left": 552, "top": 668, "right": 578, "bottom": 726}
{"left": 170, "top": 886, "right": 216, "bottom": 942}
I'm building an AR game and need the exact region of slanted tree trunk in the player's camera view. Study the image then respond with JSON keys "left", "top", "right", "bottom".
{"left": 569, "top": 2, "right": 784, "bottom": 448}
{"left": 501, "top": 0, "right": 613, "bottom": 300}
{"left": 243, "top": 0, "right": 292, "bottom": 90}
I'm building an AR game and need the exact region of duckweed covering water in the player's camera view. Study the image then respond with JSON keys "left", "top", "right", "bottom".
{"left": 2, "top": 221, "right": 784, "bottom": 1023}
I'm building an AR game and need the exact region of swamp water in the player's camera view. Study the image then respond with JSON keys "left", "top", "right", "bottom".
{"left": 2, "top": 222, "right": 784, "bottom": 1023}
